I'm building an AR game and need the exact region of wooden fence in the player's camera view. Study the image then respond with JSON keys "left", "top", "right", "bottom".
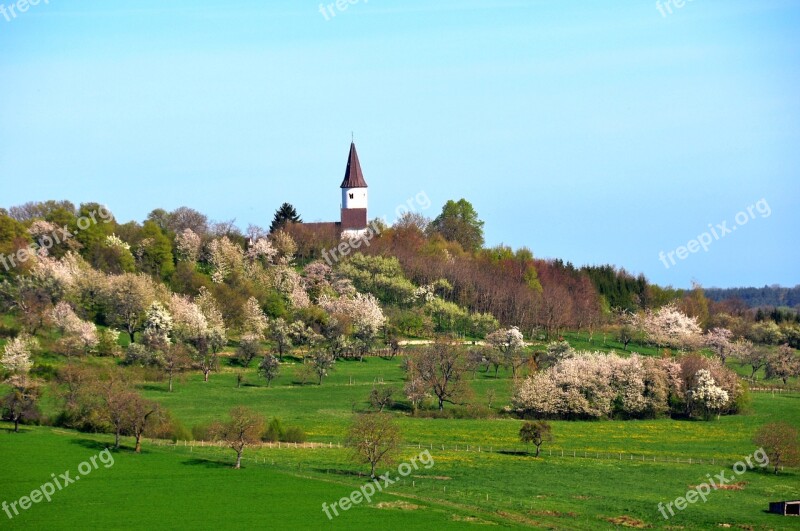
{"left": 146, "top": 437, "right": 757, "bottom": 468}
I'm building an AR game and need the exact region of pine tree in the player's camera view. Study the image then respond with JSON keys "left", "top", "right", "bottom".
{"left": 269, "top": 203, "right": 301, "bottom": 233}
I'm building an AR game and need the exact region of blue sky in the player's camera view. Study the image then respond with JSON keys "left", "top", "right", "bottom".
{"left": 1, "top": 0, "right": 798, "bottom": 289}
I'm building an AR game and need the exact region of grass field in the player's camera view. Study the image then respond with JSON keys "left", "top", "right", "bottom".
{"left": 2, "top": 350, "right": 799, "bottom": 530}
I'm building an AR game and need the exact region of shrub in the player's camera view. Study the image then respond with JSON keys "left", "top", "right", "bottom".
{"left": 148, "top": 413, "right": 191, "bottom": 442}
{"left": 191, "top": 423, "right": 213, "bottom": 441}
{"left": 263, "top": 417, "right": 285, "bottom": 442}
{"left": 30, "top": 363, "right": 58, "bottom": 381}
{"left": 262, "top": 418, "right": 306, "bottom": 442}
{"left": 282, "top": 426, "right": 306, "bottom": 443}
{"left": 123, "top": 343, "right": 159, "bottom": 367}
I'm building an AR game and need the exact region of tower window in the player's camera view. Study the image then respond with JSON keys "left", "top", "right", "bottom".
{"left": 349, "top": 193, "right": 354, "bottom": 199}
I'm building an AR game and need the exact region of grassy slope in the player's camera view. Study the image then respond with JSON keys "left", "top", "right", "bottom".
{"left": 2, "top": 407, "right": 799, "bottom": 530}
{"left": 3, "top": 354, "right": 799, "bottom": 530}
{"left": 0, "top": 427, "right": 490, "bottom": 530}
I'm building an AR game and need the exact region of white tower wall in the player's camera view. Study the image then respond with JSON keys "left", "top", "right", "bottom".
{"left": 342, "top": 187, "right": 368, "bottom": 210}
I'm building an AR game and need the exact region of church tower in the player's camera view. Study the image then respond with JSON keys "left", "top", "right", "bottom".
{"left": 339, "top": 141, "right": 369, "bottom": 238}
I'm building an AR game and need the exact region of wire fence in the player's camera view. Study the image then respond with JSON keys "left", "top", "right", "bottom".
{"left": 142, "top": 440, "right": 790, "bottom": 520}
{"left": 146, "top": 437, "right": 753, "bottom": 468}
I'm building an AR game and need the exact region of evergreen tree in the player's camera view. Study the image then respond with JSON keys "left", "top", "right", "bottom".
{"left": 269, "top": 203, "right": 301, "bottom": 233}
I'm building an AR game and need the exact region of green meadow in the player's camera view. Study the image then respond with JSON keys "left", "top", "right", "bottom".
{"left": 2, "top": 353, "right": 799, "bottom": 530}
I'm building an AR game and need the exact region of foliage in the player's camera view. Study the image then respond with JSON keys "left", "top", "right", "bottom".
{"left": 428, "top": 198, "right": 485, "bottom": 252}
{"left": 337, "top": 253, "right": 417, "bottom": 306}
{"left": 519, "top": 420, "right": 553, "bottom": 457}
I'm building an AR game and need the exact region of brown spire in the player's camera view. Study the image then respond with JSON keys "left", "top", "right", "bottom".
{"left": 340, "top": 142, "right": 368, "bottom": 189}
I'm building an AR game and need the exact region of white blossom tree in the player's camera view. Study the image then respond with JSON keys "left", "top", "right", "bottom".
{"left": 206, "top": 236, "right": 245, "bottom": 284}
{"left": 103, "top": 273, "right": 158, "bottom": 342}
{"left": 765, "top": 344, "right": 800, "bottom": 385}
{"left": 705, "top": 327, "right": 735, "bottom": 364}
{"left": 513, "top": 352, "right": 684, "bottom": 420}
{"left": 175, "top": 228, "right": 202, "bottom": 263}
{"left": 142, "top": 301, "right": 173, "bottom": 351}
{"left": 246, "top": 238, "right": 277, "bottom": 265}
{"left": 268, "top": 317, "right": 293, "bottom": 361}
{"left": 1, "top": 335, "right": 40, "bottom": 432}
{"left": 319, "top": 292, "right": 386, "bottom": 360}
{"left": 688, "top": 369, "right": 729, "bottom": 419}
{"left": 1, "top": 335, "right": 37, "bottom": 376}
{"left": 49, "top": 301, "right": 99, "bottom": 357}
{"left": 486, "top": 326, "right": 526, "bottom": 378}
{"left": 633, "top": 304, "right": 703, "bottom": 351}
{"left": 169, "top": 293, "right": 226, "bottom": 381}
{"left": 242, "top": 297, "right": 268, "bottom": 337}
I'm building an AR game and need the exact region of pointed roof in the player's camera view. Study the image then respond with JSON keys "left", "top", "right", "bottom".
{"left": 340, "top": 142, "right": 368, "bottom": 188}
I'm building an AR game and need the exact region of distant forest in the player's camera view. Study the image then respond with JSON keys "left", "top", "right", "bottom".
{"left": 704, "top": 286, "right": 800, "bottom": 310}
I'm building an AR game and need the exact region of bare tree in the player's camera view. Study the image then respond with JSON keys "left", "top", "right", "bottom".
{"left": 465, "top": 347, "right": 488, "bottom": 378}
{"left": 369, "top": 386, "right": 394, "bottom": 412}
{"left": 753, "top": 422, "right": 799, "bottom": 475}
{"left": 210, "top": 406, "right": 265, "bottom": 469}
{"left": 735, "top": 340, "right": 769, "bottom": 380}
{"left": 235, "top": 334, "right": 262, "bottom": 368}
{"left": 765, "top": 344, "right": 800, "bottom": 385}
{"left": 94, "top": 369, "right": 134, "bottom": 449}
{"left": 122, "top": 394, "right": 162, "bottom": 453}
{"left": 160, "top": 343, "right": 193, "bottom": 392}
{"left": 258, "top": 354, "right": 280, "bottom": 388}
{"left": 268, "top": 318, "right": 293, "bottom": 361}
{"left": 309, "top": 351, "right": 335, "bottom": 385}
{"left": 406, "top": 338, "right": 470, "bottom": 411}
{"left": 403, "top": 372, "right": 428, "bottom": 414}
{"left": 1, "top": 381, "right": 40, "bottom": 433}
{"left": 346, "top": 413, "right": 401, "bottom": 478}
